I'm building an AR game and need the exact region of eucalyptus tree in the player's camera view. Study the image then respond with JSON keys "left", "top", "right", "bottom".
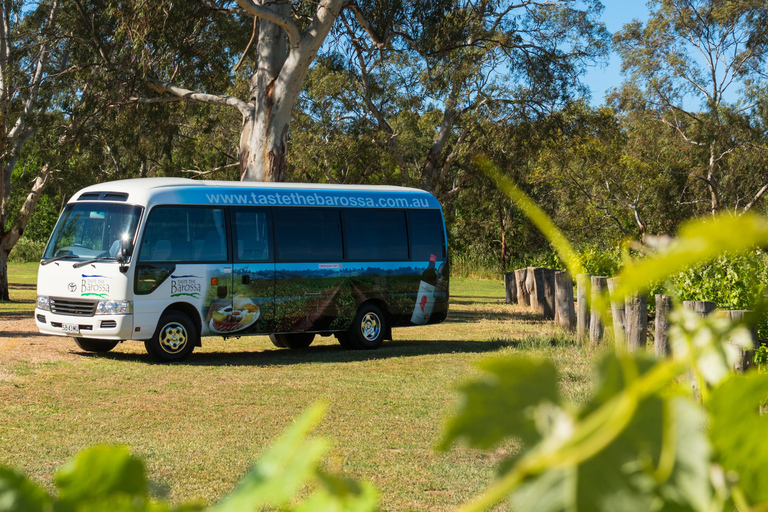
{"left": 614, "top": 0, "right": 768, "bottom": 217}
{"left": 125, "top": 0, "right": 438, "bottom": 183}
{"left": 0, "top": 0, "right": 61, "bottom": 301}
{"left": 307, "top": 0, "right": 610, "bottom": 197}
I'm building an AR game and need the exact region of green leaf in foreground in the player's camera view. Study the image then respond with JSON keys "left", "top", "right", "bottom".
{"left": 709, "top": 372, "right": 768, "bottom": 506}
{"left": 211, "top": 401, "right": 377, "bottom": 512}
{"left": 439, "top": 357, "right": 561, "bottom": 451}
{"left": 54, "top": 445, "right": 148, "bottom": 511}
{"left": 0, "top": 468, "right": 51, "bottom": 512}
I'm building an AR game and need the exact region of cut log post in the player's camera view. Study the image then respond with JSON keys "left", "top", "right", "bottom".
{"left": 554, "top": 271, "right": 576, "bottom": 330}
{"left": 577, "top": 274, "right": 590, "bottom": 344}
{"left": 683, "top": 300, "right": 717, "bottom": 316}
{"left": 654, "top": 294, "right": 672, "bottom": 357}
{"left": 607, "top": 277, "right": 625, "bottom": 348}
{"left": 504, "top": 272, "right": 517, "bottom": 304}
{"left": 590, "top": 276, "right": 607, "bottom": 346}
{"left": 515, "top": 268, "right": 529, "bottom": 306}
{"left": 625, "top": 292, "right": 648, "bottom": 352}
{"left": 725, "top": 310, "right": 757, "bottom": 373}
{"left": 528, "top": 267, "right": 544, "bottom": 315}
{"left": 537, "top": 267, "right": 556, "bottom": 319}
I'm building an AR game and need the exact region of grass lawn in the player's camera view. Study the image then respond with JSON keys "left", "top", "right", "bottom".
{"left": 0, "top": 265, "right": 597, "bottom": 511}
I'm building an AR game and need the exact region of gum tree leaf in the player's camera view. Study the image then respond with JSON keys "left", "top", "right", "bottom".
{"left": 0, "top": 468, "right": 51, "bottom": 512}
{"left": 439, "top": 356, "right": 561, "bottom": 451}
{"left": 709, "top": 373, "right": 768, "bottom": 504}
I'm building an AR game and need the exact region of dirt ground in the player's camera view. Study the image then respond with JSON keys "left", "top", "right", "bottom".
{"left": 0, "top": 314, "right": 84, "bottom": 371}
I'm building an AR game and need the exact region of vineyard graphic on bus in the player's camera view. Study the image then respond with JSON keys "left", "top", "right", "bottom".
{"left": 200, "top": 259, "right": 448, "bottom": 336}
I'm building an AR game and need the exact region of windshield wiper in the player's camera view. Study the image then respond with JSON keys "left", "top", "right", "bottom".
{"left": 73, "top": 256, "right": 115, "bottom": 268}
{"left": 41, "top": 254, "right": 79, "bottom": 266}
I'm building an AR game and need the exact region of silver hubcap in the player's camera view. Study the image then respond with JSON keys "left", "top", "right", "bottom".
{"left": 159, "top": 322, "right": 187, "bottom": 354}
{"left": 361, "top": 312, "right": 381, "bottom": 341}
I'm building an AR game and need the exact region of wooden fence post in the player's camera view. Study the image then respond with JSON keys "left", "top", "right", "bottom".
{"left": 607, "top": 277, "right": 625, "bottom": 348}
{"left": 725, "top": 310, "right": 757, "bottom": 373}
{"left": 683, "top": 300, "right": 717, "bottom": 316}
{"left": 625, "top": 292, "right": 648, "bottom": 352}
{"left": 526, "top": 267, "right": 539, "bottom": 313}
{"left": 515, "top": 268, "right": 529, "bottom": 306}
{"left": 554, "top": 271, "right": 576, "bottom": 330}
{"left": 540, "top": 268, "right": 556, "bottom": 319}
{"left": 504, "top": 272, "right": 517, "bottom": 304}
{"left": 654, "top": 294, "right": 672, "bottom": 357}
{"left": 590, "top": 276, "right": 607, "bottom": 346}
{"left": 577, "top": 274, "right": 590, "bottom": 344}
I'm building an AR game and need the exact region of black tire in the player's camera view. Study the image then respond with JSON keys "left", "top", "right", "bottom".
{"left": 73, "top": 338, "right": 119, "bottom": 353}
{"left": 347, "top": 303, "right": 387, "bottom": 350}
{"left": 269, "top": 333, "right": 315, "bottom": 349}
{"left": 335, "top": 332, "right": 354, "bottom": 349}
{"left": 144, "top": 311, "right": 197, "bottom": 362}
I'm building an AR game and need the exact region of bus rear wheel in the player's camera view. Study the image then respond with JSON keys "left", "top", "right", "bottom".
{"left": 145, "top": 311, "right": 197, "bottom": 362}
{"left": 269, "top": 333, "right": 315, "bottom": 349}
{"left": 74, "top": 338, "right": 119, "bottom": 353}
{"left": 347, "top": 303, "right": 386, "bottom": 350}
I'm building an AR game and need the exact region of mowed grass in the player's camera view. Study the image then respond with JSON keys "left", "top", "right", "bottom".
{"left": 0, "top": 267, "right": 596, "bottom": 511}
{"left": 2, "top": 261, "right": 37, "bottom": 314}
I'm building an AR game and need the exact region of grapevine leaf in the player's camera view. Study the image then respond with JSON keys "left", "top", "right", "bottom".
{"left": 511, "top": 356, "right": 712, "bottom": 512}
{"left": 293, "top": 473, "right": 378, "bottom": 512}
{"left": 210, "top": 402, "right": 330, "bottom": 512}
{"left": 709, "top": 373, "right": 768, "bottom": 504}
{"left": 0, "top": 468, "right": 51, "bottom": 512}
{"left": 439, "top": 356, "right": 560, "bottom": 451}
{"left": 54, "top": 445, "right": 147, "bottom": 511}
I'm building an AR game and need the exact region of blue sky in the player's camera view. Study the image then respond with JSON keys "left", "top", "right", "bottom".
{"left": 582, "top": 0, "right": 651, "bottom": 105}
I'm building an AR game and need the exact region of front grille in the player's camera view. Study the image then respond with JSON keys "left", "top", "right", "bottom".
{"left": 50, "top": 298, "right": 97, "bottom": 317}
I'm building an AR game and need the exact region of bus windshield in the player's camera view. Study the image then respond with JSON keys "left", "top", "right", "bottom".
{"left": 42, "top": 203, "right": 143, "bottom": 262}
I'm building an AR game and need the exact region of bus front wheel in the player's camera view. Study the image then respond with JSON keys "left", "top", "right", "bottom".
{"left": 74, "top": 338, "right": 119, "bottom": 353}
{"left": 347, "top": 303, "right": 386, "bottom": 350}
{"left": 145, "top": 311, "right": 197, "bottom": 362}
{"left": 269, "top": 333, "right": 315, "bottom": 349}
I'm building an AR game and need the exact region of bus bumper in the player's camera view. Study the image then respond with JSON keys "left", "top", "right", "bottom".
{"left": 34, "top": 309, "right": 134, "bottom": 340}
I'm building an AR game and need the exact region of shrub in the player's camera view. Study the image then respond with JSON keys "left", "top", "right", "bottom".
{"left": 8, "top": 238, "right": 45, "bottom": 263}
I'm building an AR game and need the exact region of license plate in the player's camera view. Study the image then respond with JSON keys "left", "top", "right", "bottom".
{"left": 62, "top": 323, "right": 80, "bottom": 334}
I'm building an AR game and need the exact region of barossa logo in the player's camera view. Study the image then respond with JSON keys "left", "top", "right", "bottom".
{"left": 81, "top": 274, "right": 110, "bottom": 298}
{"left": 170, "top": 275, "right": 202, "bottom": 299}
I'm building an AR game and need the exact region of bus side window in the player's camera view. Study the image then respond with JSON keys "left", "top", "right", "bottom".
{"left": 343, "top": 209, "right": 408, "bottom": 261}
{"left": 139, "top": 206, "right": 226, "bottom": 263}
{"left": 407, "top": 210, "right": 446, "bottom": 260}
{"left": 233, "top": 208, "right": 271, "bottom": 262}
{"left": 274, "top": 208, "right": 342, "bottom": 262}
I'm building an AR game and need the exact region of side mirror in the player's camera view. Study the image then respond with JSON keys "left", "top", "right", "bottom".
{"left": 117, "top": 238, "right": 134, "bottom": 271}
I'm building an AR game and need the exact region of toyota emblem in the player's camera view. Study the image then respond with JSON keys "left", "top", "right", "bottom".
{"left": 68, "top": 282, "right": 77, "bottom": 292}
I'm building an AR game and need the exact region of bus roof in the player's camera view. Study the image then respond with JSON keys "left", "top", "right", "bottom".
{"left": 71, "top": 178, "right": 442, "bottom": 210}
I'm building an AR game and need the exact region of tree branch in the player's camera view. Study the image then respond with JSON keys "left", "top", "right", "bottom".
{"left": 140, "top": 76, "right": 253, "bottom": 117}
{"left": 236, "top": 0, "right": 300, "bottom": 48}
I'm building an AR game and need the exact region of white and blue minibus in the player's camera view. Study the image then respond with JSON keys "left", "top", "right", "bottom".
{"left": 35, "top": 178, "right": 449, "bottom": 361}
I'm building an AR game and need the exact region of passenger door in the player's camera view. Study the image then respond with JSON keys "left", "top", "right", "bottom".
{"left": 272, "top": 207, "right": 348, "bottom": 333}
{"left": 230, "top": 207, "right": 275, "bottom": 334}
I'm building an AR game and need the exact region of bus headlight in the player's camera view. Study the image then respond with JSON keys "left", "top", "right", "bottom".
{"left": 95, "top": 300, "right": 133, "bottom": 315}
{"left": 36, "top": 296, "right": 51, "bottom": 311}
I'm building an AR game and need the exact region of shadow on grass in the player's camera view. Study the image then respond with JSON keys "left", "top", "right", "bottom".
{"left": 80, "top": 337, "right": 546, "bottom": 367}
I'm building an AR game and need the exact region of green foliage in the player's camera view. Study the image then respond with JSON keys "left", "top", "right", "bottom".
{"left": 672, "top": 250, "right": 768, "bottom": 310}
{"left": 8, "top": 238, "right": 45, "bottom": 263}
